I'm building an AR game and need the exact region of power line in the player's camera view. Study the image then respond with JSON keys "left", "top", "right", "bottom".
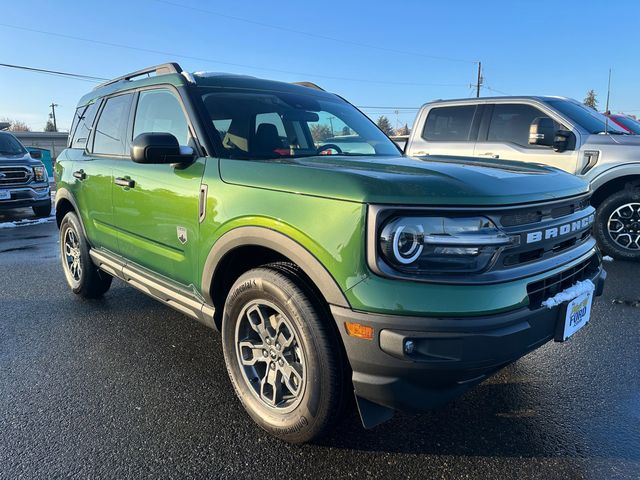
{"left": 152, "top": 0, "right": 476, "bottom": 64}
{"left": 0, "top": 62, "right": 108, "bottom": 82}
{"left": 0, "top": 23, "right": 469, "bottom": 89}
{"left": 1, "top": 61, "right": 424, "bottom": 112}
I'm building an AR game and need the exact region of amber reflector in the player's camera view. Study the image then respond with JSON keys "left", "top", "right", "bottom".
{"left": 345, "top": 322, "right": 374, "bottom": 340}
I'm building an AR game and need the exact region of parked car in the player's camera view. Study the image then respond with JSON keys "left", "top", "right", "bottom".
{"left": 0, "top": 131, "right": 52, "bottom": 217}
{"left": 405, "top": 96, "right": 640, "bottom": 260}
{"left": 605, "top": 113, "right": 640, "bottom": 135}
{"left": 55, "top": 64, "right": 605, "bottom": 443}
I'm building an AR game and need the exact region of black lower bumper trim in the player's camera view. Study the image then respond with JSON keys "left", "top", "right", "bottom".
{"left": 332, "top": 266, "right": 606, "bottom": 422}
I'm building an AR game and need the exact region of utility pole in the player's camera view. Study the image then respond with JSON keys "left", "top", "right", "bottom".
{"left": 49, "top": 102, "right": 58, "bottom": 131}
{"left": 475, "top": 62, "right": 482, "bottom": 98}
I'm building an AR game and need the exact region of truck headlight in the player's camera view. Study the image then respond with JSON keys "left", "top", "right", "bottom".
{"left": 379, "top": 216, "right": 515, "bottom": 274}
{"left": 33, "top": 166, "right": 47, "bottom": 182}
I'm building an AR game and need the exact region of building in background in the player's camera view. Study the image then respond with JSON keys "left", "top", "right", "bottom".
{"left": 11, "top": 132, "right": 68, "bottom": 160}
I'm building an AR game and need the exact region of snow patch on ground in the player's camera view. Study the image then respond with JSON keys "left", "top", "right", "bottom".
{"left": 603, "top": 256, "right": 614, "bottom": 262}
{"left": 0, "top": 216, "right": 55, "bottom": 229}
{"left": 542, "top": 279, "right": 595, "bottom": 309}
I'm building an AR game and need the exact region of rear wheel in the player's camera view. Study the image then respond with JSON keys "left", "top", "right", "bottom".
{"left": 59, "top": 211, "right": 112, "bottom": 298}
{"left": 594, "top": 190, "right": 640, "bottom": 261}
{"left": 222, "top": 266, "right": 348, "bottom": 443}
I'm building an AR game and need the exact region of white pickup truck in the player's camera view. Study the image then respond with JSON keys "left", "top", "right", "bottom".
{"left": 404, "top": 96, "right": 640, "bottom": 260}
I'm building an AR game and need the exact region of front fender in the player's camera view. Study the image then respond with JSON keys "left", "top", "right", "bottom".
{"left": 590, "top": 162, "right": 640, "bottom": 191}
{"left": 200, "top": 226, "right": 351, "bottom": 308}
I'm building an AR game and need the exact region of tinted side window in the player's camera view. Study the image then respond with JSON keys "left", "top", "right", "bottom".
{"left": 69, "top": 102, "right": 98, "bottom": 149}
{"left": 422, "top": 106, "right": 476, "bottom": 141}
{"left": 93, "top": 94, "right": 132, "bottom": 156}
{"left": 487, "top": 104, "right": 556, "bottom": 147}
{"left": 133, "top": 89, "right": 190, "bottom": 145}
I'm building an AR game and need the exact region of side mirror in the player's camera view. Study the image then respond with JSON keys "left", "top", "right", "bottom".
{"left": 130, "top": 133, "right": 195, "bottom": 164}
{"left": 29, "top": 150, "right": 42, "bottom": 159}
{"left": 528, "top": 117, "right": 555, "bottom": 147}
{"left": 553, "top": 130, "right": 572, "bottom": 153}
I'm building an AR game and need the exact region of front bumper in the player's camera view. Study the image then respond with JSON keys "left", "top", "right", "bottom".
{"left": 332, "top": 263, "right": 606, "bottom": 423}
{"left": 0, "top": 185, "right": 51, "bottom": 210}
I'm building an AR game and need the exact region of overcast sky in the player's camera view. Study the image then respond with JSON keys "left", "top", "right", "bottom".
{"left": 1, "top": 0, "right": 639, "bottom": 131}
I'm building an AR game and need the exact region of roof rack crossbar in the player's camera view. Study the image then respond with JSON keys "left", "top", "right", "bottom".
{"left": 93, "top": 62, "right": 183, "bottom": 90}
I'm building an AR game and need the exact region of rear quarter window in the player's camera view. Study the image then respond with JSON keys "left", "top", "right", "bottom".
{"left": 422, "top": 105, "right": 477, "bottom": 142}
{"left": 69, "top": 102, "right": 99, "bottom": 150}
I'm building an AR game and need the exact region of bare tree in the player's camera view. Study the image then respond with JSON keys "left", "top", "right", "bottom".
{"left": 310, "top": 124, "right": 333, "bottom": 142}
{"left": 396, "top": 123, "right": 411, "bottom": 136}
{"left": 0, "top": 117, "right": 31, "bottom": 132}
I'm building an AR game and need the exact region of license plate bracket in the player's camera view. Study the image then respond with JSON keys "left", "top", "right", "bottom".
{"left": 0, "top": 190, "right": 11, "bottom": 200}
{"left": 554, "top": 290, "right": 594, "bottom": 342}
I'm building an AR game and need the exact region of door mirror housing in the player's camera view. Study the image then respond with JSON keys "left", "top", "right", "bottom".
{"left": 29, "top": 150, "right": 42, "bottom": 160}
{"left": 552, "top": 130, "right": 572, "bottom": 153}
{"left": 528, "top": 117, "right": 555, "bottom": 147}
{"left": 130, "top": 133, "right": 194, "bottom": 164}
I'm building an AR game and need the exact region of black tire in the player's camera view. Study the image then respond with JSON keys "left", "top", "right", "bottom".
{"left": 32, "top": 201, "right": 52, "bottom": 218}
{"left": 594, "top": 189, "right": 640, "bottom": 261}
{"left": 222, "top": 266, "right": 348, "bottom": 443}
{"left": 59, "top": 211, "right": 112, "bottom": 298}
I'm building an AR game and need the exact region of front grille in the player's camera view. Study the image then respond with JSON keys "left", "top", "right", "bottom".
{"left": 526, "top": 254, "right": 600, "bottom": 309}
{"left": 500, "top": 197, "right": 589, "bottom": 227}
{"left": 0, "top": 166, "right": 32, "bottom": 186}
{"left": 493, "top": 195, "right": 595, "bottom": 270}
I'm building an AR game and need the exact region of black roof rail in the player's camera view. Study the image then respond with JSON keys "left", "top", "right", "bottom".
{"left": 93, "top": 62, "right": 183, "bottom": 90}
{"left": 292, "top": 81, "right": 325, "bottom": 91}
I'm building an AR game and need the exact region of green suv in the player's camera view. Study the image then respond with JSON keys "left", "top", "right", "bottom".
{"left": 55, "top": 63, "right": 606, "bottom": 443}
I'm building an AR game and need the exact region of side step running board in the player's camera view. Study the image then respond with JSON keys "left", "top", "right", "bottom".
{"left": 89, "top": 248, "right": 216, "bottom": 330}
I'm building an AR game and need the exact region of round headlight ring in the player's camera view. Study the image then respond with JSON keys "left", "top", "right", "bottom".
{"left": 392, "top": 224, "right": 424, "bottom": 264}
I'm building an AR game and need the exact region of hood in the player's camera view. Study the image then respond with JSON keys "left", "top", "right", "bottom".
{"left": 586, "top": 133, "right": 640, "bottom": 147}
{"left": 220, "top": 155, "right": 589, "bottom": 206}
{"left": 0, "top": 152, "right": 41, "bottom": 166}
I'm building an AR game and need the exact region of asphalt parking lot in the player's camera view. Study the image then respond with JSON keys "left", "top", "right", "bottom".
{"left": 1, "top": 208, "right": 639, "bottom": 479}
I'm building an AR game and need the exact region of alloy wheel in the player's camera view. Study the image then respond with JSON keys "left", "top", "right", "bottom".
{"left": 608, "top": 202, "right": 640, "bottom": 250}
{"left": 234, "top": 300, "right": 306, "bottom": 412}
{"left": 63, "top": 227, "right": 82, "bottom": 282}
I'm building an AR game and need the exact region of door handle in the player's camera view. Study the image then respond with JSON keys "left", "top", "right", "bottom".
{"left": 73, "top": 169, "right": 86, "bottom": 180}
{"left": 480, "top": 152, "right": 500, "bottom": 158}
{"left": 114, "top": 177, "right": 135, "bottom": 188}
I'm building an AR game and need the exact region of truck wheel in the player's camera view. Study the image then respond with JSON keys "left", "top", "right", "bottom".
{"left": 33, "top": 201, "right": 52, "bottom": 218}
{"left": 59, "top": 211, "right": 112, "bottom": 298}
{"left": 222, "top": 266, "right": 347, "bottom": 443}
{"left": 594, "top": 190, "right": 640, "bottom": 260}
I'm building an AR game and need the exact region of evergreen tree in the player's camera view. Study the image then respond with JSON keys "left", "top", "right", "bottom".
{"left": 44, "top": 119, "right": 57, "bottom": 132}
{"left": 376, "top": 116, "right": 395, "bottom": 136}
{"left": 583, "top": 90, "right": 598, "bottom": 110}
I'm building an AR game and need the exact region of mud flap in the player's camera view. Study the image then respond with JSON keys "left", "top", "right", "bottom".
{"left": 355, "top": 394, "right": 395, "bottom": 429}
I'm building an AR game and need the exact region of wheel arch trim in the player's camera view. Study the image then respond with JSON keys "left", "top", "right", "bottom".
{"left": 201, "top": 226, "right": 350, "bottom": 309}
{"left": 54, "top": 188, "right": 89, "bottom": 239}
{"left": 590, "top": 163, "right": 640, "bottom": 192}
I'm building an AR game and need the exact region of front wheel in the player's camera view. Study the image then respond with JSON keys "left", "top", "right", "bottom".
{"left": 222, "top": 266, "right": 348, "bottom": 443}
{"left": 594, "top": 190, "right": 640, "bottom": 261}
{"left": 59, "top": 211, "right": 112, "bottom": 298}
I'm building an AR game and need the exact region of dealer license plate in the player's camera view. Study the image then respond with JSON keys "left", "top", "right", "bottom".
{"left": 557, "top": 290, "right": 594, "bottom": 342}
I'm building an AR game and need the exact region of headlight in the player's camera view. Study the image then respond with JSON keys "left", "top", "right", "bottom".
{"left": 33, "top": 166, "right": 47, "bottom": 182}
{"left": 379, "top": 216, "right": 516, "bottom": 274}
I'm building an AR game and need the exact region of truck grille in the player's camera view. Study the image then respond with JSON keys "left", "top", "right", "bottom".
{"left": 0, "top": 166, "right": 32, "bottom": 186}
{"left": 527, "top": 254, "right": 600, "bottom": 309}
{"left": 492, "top": 194, "right": 595, "bottom": 270}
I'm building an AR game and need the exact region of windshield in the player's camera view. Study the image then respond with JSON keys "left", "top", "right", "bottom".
{"left": 548, "top": 100, "right": 627, "bottom": 134}
{"left": 0, "top": 132, "right": 27, "bottom": 156}
{"left": 199, "top": 88, "right": 400, "bottom": 159}
{"left": 611, "top": 115, "right": 640, "bottom": 135}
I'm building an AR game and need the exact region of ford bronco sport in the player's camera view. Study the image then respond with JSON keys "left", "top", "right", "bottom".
{"left": 55, "top": 64, "right": 606, "bottom": 443}
{"left": 405, "top": 96, "right": 640, "bottom": 261}
{"left": 0, "top": 131, "right": 51, "bottom": 217}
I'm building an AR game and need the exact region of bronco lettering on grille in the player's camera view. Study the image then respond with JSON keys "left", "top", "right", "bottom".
{"left": 526, "top": 214, "right": 595, "bottom": 244}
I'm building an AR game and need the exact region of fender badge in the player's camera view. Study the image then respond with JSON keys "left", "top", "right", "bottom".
{"left": 177, "top": 226, "right": 188, "bottom": 245}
